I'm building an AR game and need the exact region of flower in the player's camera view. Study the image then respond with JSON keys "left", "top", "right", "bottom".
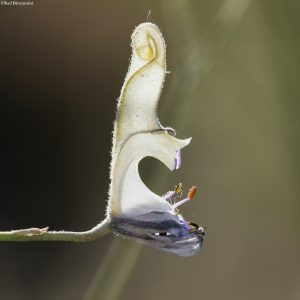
{"left": 107, "top": 22, "right": 205, "bottom": 256}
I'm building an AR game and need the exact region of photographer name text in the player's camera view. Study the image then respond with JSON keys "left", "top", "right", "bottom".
{"left": 1, "top": 1, "right": 34, "bottom": 6}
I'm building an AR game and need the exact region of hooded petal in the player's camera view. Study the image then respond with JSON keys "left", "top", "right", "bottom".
{"left": 113, "top": 22, "right": 166, "bottom": 153}
{"left": 108, "top": 23, "right": 191, "bottom": 217}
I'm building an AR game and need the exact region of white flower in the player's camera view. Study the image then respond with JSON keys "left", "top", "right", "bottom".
{"left": 107, "top": 23, "right": 205, "bottom": 256}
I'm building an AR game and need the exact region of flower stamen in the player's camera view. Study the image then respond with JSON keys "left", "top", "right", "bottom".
{"left": 162, "top": 191, "right": 176, "bottom": 201}
{"left": 174, "top": 182, "right": 183, "bottom": 195}
{"left": 172, "top": 197, "right": 190, "bottom": 210}
{"left": 162, "top": 183, "right": 183, "bottom": 203}
{"left": 187, "top": 186, "right": 197, "bottom": 200}
{"left": 172, "top": 186, "right": 197, "bottom": 210}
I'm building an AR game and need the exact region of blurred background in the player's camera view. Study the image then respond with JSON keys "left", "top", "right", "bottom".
{"left": 0, "top": 0, "right": 299, "bottom": 299}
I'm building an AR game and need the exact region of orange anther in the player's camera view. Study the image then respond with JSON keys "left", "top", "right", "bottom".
{"left": 187, "top": 186, "right": 197, "bottom": 199}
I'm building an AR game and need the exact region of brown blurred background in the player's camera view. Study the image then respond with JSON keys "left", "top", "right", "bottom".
{"left": 0, "top": 0, "right": 299, "bottom": 299}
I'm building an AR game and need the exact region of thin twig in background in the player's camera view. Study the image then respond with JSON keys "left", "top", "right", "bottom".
{"left": 82, "top": 239, "right": 142, "bottom": 300}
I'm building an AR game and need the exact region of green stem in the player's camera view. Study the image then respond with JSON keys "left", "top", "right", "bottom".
{"left": 0, "top": 218, "right": 111, "bottom": 242}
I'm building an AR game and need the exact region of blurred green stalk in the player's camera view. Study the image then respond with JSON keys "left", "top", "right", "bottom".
{"left": 82, "top": 239, "right": 141, "bottom": 300}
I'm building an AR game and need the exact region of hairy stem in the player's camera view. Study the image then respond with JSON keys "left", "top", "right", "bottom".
{"left": 0, "top": 218, "right": 111, "bottom": 242}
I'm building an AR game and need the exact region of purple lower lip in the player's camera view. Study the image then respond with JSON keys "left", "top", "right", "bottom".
{"left": 175, "top": 150, "right": 181, "bottom": 169}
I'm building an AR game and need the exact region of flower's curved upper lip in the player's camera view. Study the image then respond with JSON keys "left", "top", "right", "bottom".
{"left": 108, "top": 21, "right": 192, "bottom": 219}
